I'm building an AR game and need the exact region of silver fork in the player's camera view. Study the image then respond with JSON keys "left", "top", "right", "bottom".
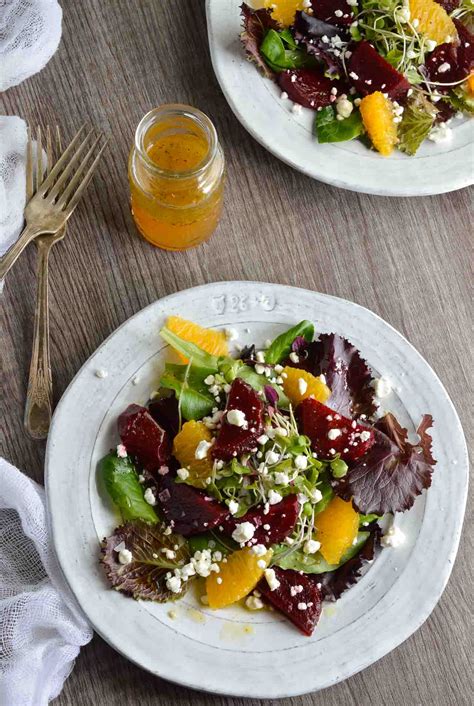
{"left": 0, "top": 125, "right": 107, "bottom": 279}
{"left": 24, "top": 126, "right": 66, "bottom": 439}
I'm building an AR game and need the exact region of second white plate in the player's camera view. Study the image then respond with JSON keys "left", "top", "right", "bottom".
{"left": 206, "top": 0, "right": 474, "bottom": 196}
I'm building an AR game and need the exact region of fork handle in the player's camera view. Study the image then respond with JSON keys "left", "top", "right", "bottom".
{"left": 24, "top": 239, "right": 53, "bottom": 439}
{"left": 0, "top": 222, "right": 42, "bottom": 280}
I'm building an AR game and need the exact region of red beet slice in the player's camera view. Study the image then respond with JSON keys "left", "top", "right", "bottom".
{"left": 212, "top": 378, "right": 264, "bottom": 462}
{"left": 118, "top": 404, "right": 170, "bottom": 472}
{"left": 258, "top": 567, "right": 323, "bottom": 636}
{"left": 297, "top": 398, "right": 375, "bottom": 462}
{"left": 347, "top": 41, "right": 410, "bottom": 99}
{"left": 310, "top": 0, "right": 354, "bottom": 27}
{"left": 434, "top": 0, "right": 459, "bottom": 12}
{"left": 223, "top": 495, "right": 300, "bottom": 546}
{"left": 157, "top": 472, "right": 229, "bottom": 536}
{"left": 425, "top": 20, "right": 474, "bottom": 89}
{"left": 148, "top": 394, "right": 180, "bottom": 440}
{"left": 278, "top": 68, "right": 342, "bottom": 109}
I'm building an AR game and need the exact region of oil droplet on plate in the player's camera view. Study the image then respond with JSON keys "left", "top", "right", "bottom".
{"left": 219, "top": 623, "right": 255, "bottom": 642}
{"left": 187, "top": 608, "right": 206, "bottom": 623}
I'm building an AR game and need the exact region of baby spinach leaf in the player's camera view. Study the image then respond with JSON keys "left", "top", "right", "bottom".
{"left": 398, "top": 93, "right": 437, "bottom": 156}
{"left": 265, "top": 320, "right": 314, "bottom": 365}
{"left": 260, "top": 29, "right": 313, "bottom": 72}
{"left": 160, "top": 368, "right": 214, "bottom": 421}
{"left": 99, "top": 453, "right": 159, "bottom": 524}
{"left": 315, "top": 106, "right": 364, "bottom": 143}
{"left": 188, "top": 532, "right": 233, "bottom": 555}
{"left": 238, "top": 364, "right": 290, "bottom": 408}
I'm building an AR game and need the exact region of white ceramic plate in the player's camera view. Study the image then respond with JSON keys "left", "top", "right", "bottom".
{"left": 46, "top": 282, "right": 468, "bottom": 698}
{"left": 206, "top": 1, "right": 474, "bottom": 196}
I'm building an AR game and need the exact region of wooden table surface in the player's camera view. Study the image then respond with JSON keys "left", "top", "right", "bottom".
{"left": 1, "top": 1, "right": 472, "bottom": 704}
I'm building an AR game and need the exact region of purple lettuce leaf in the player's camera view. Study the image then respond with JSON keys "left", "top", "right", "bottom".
{"left": 319, "top": 522, "right": 382, "bottom": 601}
{"left": 293, "top": 11, "right": 346, "bottom": 78}
{"left": 333, "top": 414, "right": 436, "bottom": 515}
{"left": 100, "top": 520, "right": 190, "bottom": 601}
{"left": 300, "top": 333, "right": 376, "bottom": 419}
{"left": 240, "top": 2, "right": 280, "bottom": 79}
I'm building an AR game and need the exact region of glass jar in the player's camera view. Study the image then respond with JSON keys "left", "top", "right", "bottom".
{"left": 128, "top": 105, "right": 225, "bottom": 250}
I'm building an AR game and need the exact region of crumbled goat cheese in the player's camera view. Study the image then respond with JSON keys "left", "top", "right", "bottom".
{"left": 252, "top": 544, "right": 267, "bottom": 557}
{"left": 294, "top": 454, "right": 308, "bottom": 470}
{"left": 256, "top": 350, "right": 266, "bottom": 363}
{"left": 290, "top": 585, "right": 303, "bottom": 596}
{"left": 274, "top": 471, "right": 289, "bottom": 485}
{"left": 266, "top": 450, "right": 280, "bottom": 465}
{"left": 228, "top": 499, "right": 239, "bottom": 515}
{"left": 144, "top": 488, "right": 156, "bottom": 506}
{"left": 195, "top": 439, "right": 212, "bottom": 460}
{"left": 268, "top": 489, "right": 283, "bottom": 505}
{"left": 232, "top": 522, "right": 256, "bottom": 544}
{"left": 257, "top": 434, "right": 269, "bottom": 445}
{"left": 327, "top": 428, "right": 342, "bottom": 440}
{"left": 246, "top": 595, "right": 264, "bottom": 610}
{"left": 303, "top": 539, "right": 321, "bottom": 554}
{"left": 292, "top": 103, "right": 302, "bottom": 115}
{"left": 166, "top": 576, "right": 182, "bottom": 593}
{"left": 373, "top": 376, "right": 392, "bottom": 398}
{"left": 360, "top": 430, "right": 372, "bottom": 442}
{"left": 297, "top": 602, "right": 308, "bottom": 610}
{"left": 289, "top": 352, "right": 299, "bottom": 363}
{"left": 298, "top": 378, "right": 308, "bottom": 395}
{"left": 177, "top": 468, "right": 190, "bottom": 480}
{"left": 227, "top": 409, "right": 248, "bottom": 428}
{"left": 381, "top": 524, "right": 405, "bottom": 548}
{"left": 116, "top": 444, "right": 127, "bottom": 458}
{"left": 438, "top": 62, "right": 450, "bottom": 73}
{"left": 336, "top": 97, "right": 353, "bottom": 119}
{"left": 118, "top": 548, "right": 133, "bottom": 565}
{"left": 264, "top": 568, "right": 281, "bottom": 591}
{"left": 94, "top": 368, "right": 108, "bottom": 379}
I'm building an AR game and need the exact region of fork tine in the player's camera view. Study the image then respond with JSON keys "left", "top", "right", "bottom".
{"left": 42, "top": 128, "right": 95, "bottom": 201}
{"left": 36, "top": 124, "right": 87, "bottom": 195}
{"left": 26, "top": 127, "right": 34, "bottom": 200}
{"left": 36, "top": 125, "right": 43, "bottom": 191}
{"left": 46, "top": 125, "right": 53, "bottom": 175}
{"left": 60, "top": 141, "right": 108, "bottom": 215}
{"left": 56, "top": 135, "right": 102, "bottom": 208}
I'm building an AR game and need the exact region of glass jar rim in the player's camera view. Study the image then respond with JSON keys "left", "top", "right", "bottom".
{"left": 134, "top": 104, "right": 219, "bottom": 179}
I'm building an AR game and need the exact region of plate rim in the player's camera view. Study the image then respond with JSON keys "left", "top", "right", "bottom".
{"left": 205, "top": 0, "right": 474, "bottom": 197}
{"left": 45, "top": 281, "right": 469, "bottom": 698}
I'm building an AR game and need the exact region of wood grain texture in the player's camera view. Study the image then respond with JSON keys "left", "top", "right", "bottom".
{"left": 1, "top": 0, "right": 472, "bottom": 704}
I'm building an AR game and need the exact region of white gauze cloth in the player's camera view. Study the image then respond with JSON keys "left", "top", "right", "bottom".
{"left": 0, "top": 116, "right": 28, "bottom": 257}
{"left": 0, "top": 458, "right": 93, "bottom": 706}
{"left": 0, "top": 0, "right": 62, "bottom": 91}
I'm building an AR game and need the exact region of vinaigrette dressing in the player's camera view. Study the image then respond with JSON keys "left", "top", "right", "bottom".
{"left": 129, "top": 105, "right": 225, "bottom": 250}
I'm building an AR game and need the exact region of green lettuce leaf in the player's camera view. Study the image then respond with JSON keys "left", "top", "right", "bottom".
{"left": 272, "top": 531, "right": 370, "bottom": 574}
{"left": 265, "top": 320, "right": 314, "bottom": 365}
{"left": 398, "top": 93, "right": 437, "bottom": 156}
{"left": 99, "top": 453, "right": 159, "bottom": 524}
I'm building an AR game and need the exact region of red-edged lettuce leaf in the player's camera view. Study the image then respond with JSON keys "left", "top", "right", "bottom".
{"left": 333, "top": 414, "right": 436, "bottom": 515}
{"left": 288, "top": 333, "right": 376, "bottom": 419}
{"left": 319, "top": 521, "right": 381, "bottom": 601}
{"left": 101, "top": 520, "right": 190, "bottom": 601}
{"left": 240, "top": 2, "right": 280, "bottom": 79}
{"left": 434, "top": 0, "right": 459, "bottom": 13}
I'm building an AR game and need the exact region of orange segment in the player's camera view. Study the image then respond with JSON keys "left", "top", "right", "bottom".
{"left": 172, "top": 421, "right": 214, "bottom": 488}
{"left": 359, "top": 92, "right": 398, "bottom": 157}
{"left": 409, "top": 0, "right": 457, "bottom": 45}
{"left": 166, "top": 316, "right": 228, "bottom": 362}
{"left": 467, "top": 73, "right": 474, "bottom": 97}
{"left": 259, "top": 0, "right": 305, "bottom": 26}
{"left": 206, "top": 548, "right": 272, "bottom": 609}
{"left": 315, "top": 497, "right": 359, "bottom": 565}
{"left": 282, "top": 367, "right": 331, "bottom": 406}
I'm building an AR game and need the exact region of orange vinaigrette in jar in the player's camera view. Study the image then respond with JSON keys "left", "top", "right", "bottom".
{"left": 129, "top": 105, "right": 225, "bottom": 250}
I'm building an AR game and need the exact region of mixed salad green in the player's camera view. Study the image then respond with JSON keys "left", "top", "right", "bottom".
{"left": 99, "top": 318, "right": 436, "bottom": 635}
{"left": 241, "top": 1, "right": 474, "bottom": 155}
